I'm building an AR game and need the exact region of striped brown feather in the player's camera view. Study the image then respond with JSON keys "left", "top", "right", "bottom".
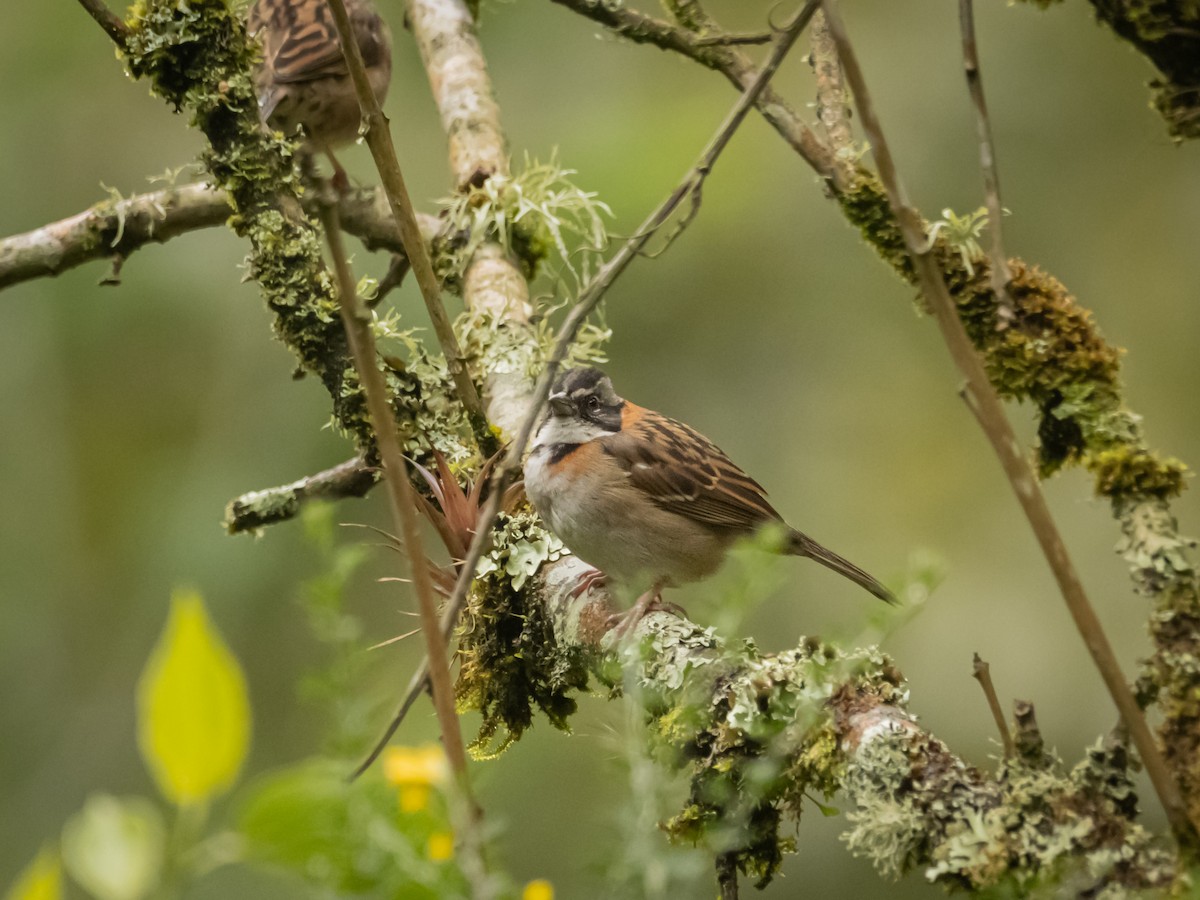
{"left": 601, "top": 407, "right": 782, "bottom": 534}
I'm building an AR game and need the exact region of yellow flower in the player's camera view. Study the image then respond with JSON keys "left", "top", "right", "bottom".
{"left": 427, "top": 831, "right": 455, "bottom": 862}
{"left": 523, "top": 879, "right": 554, "bottom": 900}
{"left": 383, "top": 745, "right": 448, "bottom": 788}
{"left": 398, "top": 784, "right": 430, "bottom": 813}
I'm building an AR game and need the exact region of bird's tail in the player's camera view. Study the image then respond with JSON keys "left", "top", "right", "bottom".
{"left": 787, "top": 529, "right": 897, "bottom": 605}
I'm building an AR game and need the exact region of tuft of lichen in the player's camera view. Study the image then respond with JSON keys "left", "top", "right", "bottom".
{"left": 433, "top": 153, "right": 611, "bottom": 292}
{"left": 454, "top": 512, "right": 589, "bottom": 758}
{"left": 647, "top": 638, "right": 906, "bottom": 887}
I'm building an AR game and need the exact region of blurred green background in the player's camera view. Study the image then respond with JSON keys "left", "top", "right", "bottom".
{"left": 3, "top": 0, "right": 1198, "bottom": 896}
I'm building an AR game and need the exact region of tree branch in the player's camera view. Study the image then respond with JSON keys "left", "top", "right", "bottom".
{"left": 819, "top": 0, "right": 1197, "bottom": 850}
{"left": 223, "top": 456, "right": 377, "bottom": 534}
{"left": 958, "top": 0, "right": 1014, "bottom": 320}
{"left": 0, "top": 183, "right": 440, "bottom": 292}
{"left": 76, "top": 0, "right": 130, "bottom": 48}
{"left": 481, "top": 555, "right": 1180, "bottom": 890}
{"left": 325, "top": 0, "right": 495, "bottom": 455}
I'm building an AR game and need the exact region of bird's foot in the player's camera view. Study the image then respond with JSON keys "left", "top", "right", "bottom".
{"left": 570, "top": 567, "right": 608, "bottom": 599}
{"left": 607, "top": 587, "right": 684, "bottom": 638}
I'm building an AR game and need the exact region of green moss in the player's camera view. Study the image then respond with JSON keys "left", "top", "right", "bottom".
{"left": 1090, "top": 447, "right": 1188, "bottom": 501}
{"left": 835, "top": 172, "right": 1187, "bottom": 504}
{"left": 454, "top": 513, "right": 589, "bottom": 758}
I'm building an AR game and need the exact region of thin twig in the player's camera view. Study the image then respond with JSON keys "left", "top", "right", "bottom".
{"left": 324, "top": 0, "right": 495, "bottom": 455}
{"left": 809, "top": 10, "right": 854, "bottom": 188}
{"left": 819, "top": 0, "right": 1197, "bottom": 848}
{"left": 693, "top": 30, "right": 772, "bottom": 47}
{"left": 224, "top": 456, "right": 377, "bottom": 533}
{"left": 76, "top": 0, "right": 130, "bottom": 48}
{"left": 317, "top": 191, "right": 470, "bottom": 781}
{"left": 352, "top": 0, "right": 823, "bottom": 776}
{"left": 972, "top": 653, "right": 1014, "bottom": 759}
{"left": 958, "top": 0, "right": 1014, "bottom": 322}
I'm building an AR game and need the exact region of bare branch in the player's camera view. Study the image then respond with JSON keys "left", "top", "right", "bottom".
{"left": 76, "top": 0, "right": 130, "bottom": 48}
{"left": 548, "top": 0, "right": 836, "bottom": 178}
{"left": 819, "top": 0, "right": 1198, "bottom": 850}
{"left": 958, "top": 0, "right": 1014, "bottom": 320}
{"left": 972, "top": 653, "right": 1014, "bottom": 759}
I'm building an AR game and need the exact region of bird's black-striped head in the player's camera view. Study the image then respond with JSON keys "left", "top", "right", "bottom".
{"left": 546, "top": 367, "right": 625, "bottom": 434}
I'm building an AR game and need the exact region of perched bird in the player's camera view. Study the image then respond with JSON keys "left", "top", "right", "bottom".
{"left": 523, "top": 367, "right": 895, "bottom": 630}
{"left": 248, "top": 0, "right": 392, "bottom": 188}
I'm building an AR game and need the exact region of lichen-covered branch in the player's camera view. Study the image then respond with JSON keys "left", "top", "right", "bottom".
{"left": 551, "top": 0, "right": 1200, "bottom": 835}
{"left": 406, "top": 0, "right": 537, "bottom": 437}
{"left": 453, "top": 552, "right": 1181, "bottom": 891}
{"left": 224, "top": 456, "right": 377, "bottom": 534}
{"left": 0, "top": 183, "right": 440, "bottom": 291}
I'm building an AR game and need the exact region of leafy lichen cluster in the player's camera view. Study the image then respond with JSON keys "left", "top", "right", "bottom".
{"left": 433, "top": 153, "right": 612, "bottom": 292}
{"left": 836, "top": 172, "right": 1187, "bottom": 505}
{"left": 454, "top": 512, "right": 589, "bottom": 759}
{"left": 842, "top": 724, "right": 1178, "bottom": 895}
{"left": 645, "top": 638, "right": 906, "bottom": 886}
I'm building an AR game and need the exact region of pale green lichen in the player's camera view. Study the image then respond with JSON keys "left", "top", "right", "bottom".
{"left": 454, "top": 513, "right": 587, "bottom": 758}
{"left": 434, "top": 152, "right": 612, "bottom": 290}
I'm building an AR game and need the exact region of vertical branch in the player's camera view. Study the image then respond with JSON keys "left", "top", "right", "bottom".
{"left": 958, "top": 0, "right": 1013, "bottom": 319}
{"left": 809, "top": 10, "right": 854, "bottom": 188}
{"left": 818, "top": 0, "right": 1199, "bottom": 851}
{"left": 972, "top": 653, "right": 1014, "bottom": 759}
{"left": 323, "top": 0, "right": 496, "bottom": 454}
{"left": 316, "top": 196, "right": 482, "bottom": 835}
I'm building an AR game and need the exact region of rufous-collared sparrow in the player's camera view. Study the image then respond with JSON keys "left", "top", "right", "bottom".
{"left": 523, "top": 367, "right": 895, "bottom": 629}
{"left": 248, "top": 0, "right": 392, "bottom": 188}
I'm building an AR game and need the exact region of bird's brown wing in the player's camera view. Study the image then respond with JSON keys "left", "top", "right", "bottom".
{"left": 599, "top": 406, "right": 783, "bottom": 534}
{"left": 250, "top": 0, "right": 385, "bottom": 86}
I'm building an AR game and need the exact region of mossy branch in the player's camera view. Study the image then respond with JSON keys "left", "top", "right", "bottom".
{"left": 454, "top": 553, "right": 1182, "bottom": 891}
{"left": 0, "top": 182, "right": 440, "bottom": 291}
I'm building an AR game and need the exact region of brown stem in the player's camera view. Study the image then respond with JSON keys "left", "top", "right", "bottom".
{"left": 316, "top": 192, "right": 469, "bottom": 779}
{"left": 76, "top": 0, "right": 130, "bottom": 48}
{"left": 353, "top": 0, "right": 822, "bottom": 772}
{"left": 819, "top": 0, "right": 1197, "bottom": 850}
{"left": 958, "top": 0, "right": 1013, "bottom": 320}
{"left": 972, "top": 653, "right": 1014, "bottom": 759}
{"left": 323, "top": 0, "right": 495, "bottom": 455}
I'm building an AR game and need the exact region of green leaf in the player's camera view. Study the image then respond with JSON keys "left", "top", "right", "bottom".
{"left": 61, "top": 795, "right": 164, "bottom": 900}
{"left": 238, "top": 759, "right": 469, "bottom": 898}
{"left": 137, "top": 589, "right": 251, "bottom": 806}
{"left": 4, "top": 846, "right": 61, "bottom": 900}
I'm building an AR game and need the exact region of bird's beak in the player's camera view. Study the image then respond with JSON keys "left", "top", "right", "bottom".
{"left": 547, "top": 391, "right": 574, "bottom": 416}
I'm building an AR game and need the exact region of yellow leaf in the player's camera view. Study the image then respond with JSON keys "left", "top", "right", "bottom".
{"left": 5, "top": 846, "right": 62, "bottom": 900}
{"left": 137, "top": 590, "right": 251, "bottom": 806}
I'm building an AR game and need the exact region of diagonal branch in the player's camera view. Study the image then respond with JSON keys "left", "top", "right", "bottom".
{"left": 958, "top": 0, "right": 1013, "bottom": 319}
{"left": 353, "top": 0, "right": 823, "bottom": 777}
{"left": 818, "top": 0, "right": 1197, "bottom": 851}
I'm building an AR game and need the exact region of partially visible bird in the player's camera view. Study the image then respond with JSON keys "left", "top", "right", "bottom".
{"left": 523, "top": 367, "right": 896, "bottom": 631}
{"left": 248, "top": 0, "right": 392, "bottom": 189}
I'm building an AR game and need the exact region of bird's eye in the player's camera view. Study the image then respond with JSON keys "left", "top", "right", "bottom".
{"left": 586, "top": 395, "right": 601, "bottom": 412}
